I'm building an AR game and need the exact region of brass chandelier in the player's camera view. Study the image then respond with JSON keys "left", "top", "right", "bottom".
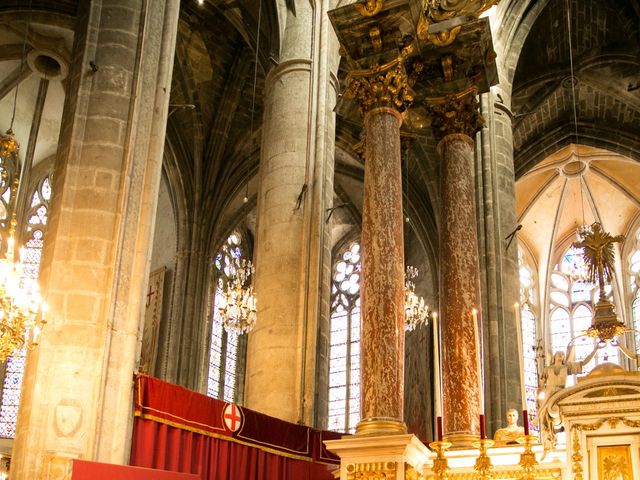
{"left": 0, "top": 138, "right": 47, "bottom": 362}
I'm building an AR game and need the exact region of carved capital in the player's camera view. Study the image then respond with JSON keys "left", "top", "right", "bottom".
{"left": 345, "top": 65, "right": 414, "bottom": 115}
{"left": 426, "top": 89, "right": 483, "bottom": 142}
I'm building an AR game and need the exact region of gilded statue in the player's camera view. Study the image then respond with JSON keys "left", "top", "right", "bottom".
{"left": 493, "top": 408, "right": 524, "bottom": 445}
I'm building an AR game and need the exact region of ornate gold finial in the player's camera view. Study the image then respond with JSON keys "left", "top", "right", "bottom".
{"left": 354, "top": 0, "right": 384, "bottom": 17}
{"left": 345, "top": 64, "right": 414, "bottom": 115}
{"left": 571, "top": 222, "right": 624, "bottom": 302}
{"left": 425, "top": 88, "right": 484, "bottom": 142}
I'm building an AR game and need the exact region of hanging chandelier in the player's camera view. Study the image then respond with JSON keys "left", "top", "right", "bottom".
{"left": 217, "top": 243, "right": 256, "bottom": 334}
{"left": 405, "top": 265, "right": 430, "bottom": 331}
{"left": 0, "top": 173, "right": 47, "bottom": 361}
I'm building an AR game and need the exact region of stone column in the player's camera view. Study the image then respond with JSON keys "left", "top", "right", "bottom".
{"left": 245, "top": 1, "right": 337, "bottom": 425}
{"left": 477, "top": 83, "right": 522, "bottom": 435}
{"left": 11, "top": 0, "right": 179, "bottom": 478}
{"left": 429, "top": 92, "right": 484, "bottom": 445}
{"left": 359, "top": 106, "right": 406, "bottom": 432}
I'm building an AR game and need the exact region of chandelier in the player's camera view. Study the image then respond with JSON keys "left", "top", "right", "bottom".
{"left": 217, "top": 243, "right": 256, "bottom": 334}
{"left": 404, "top": 265, "right": 430, "bottom": 331}
{"left": 0, "top": 165, "right": 47, "bottom": 361}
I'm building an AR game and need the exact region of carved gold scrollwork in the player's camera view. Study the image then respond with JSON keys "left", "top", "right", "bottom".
{"left": 370, "top": 26, "right": 383, "bottom": 53}
{"left": 573, "top": 416, "right": 640, "bottom": 431}
{"left": 425, "top": 87, "right": 483, "bottom": 141}
{"left": 417, "top": 12, "right": 461, "bottom": 46}
{"left": 354, "top": 0, "right": 384, "bottom": 17}
{"left": 345, "top": 461, "right": 396, "bottom": 479}
{"left": 424, "top": 0, "right": 499, "bottom": 24}
{"left": 345, "top": 65, "right": 414, "bottom": 114}
{"left": 571, "top": 430, "right": 583, "bottom": 480}
{"left": 405, "top": 464, "right": 424, "bottom": 480}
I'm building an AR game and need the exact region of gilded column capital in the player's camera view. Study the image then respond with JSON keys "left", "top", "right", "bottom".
{"left": 345, "top": 65, "right": 414, "bottom": 116}
{"left": 426, "top": 88, "right": 484, "bottom": 143}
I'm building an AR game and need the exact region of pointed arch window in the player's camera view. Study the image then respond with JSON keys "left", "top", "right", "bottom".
{"left": 328, "top": 242, "right": 361, "bottom": 434}
{"left": 629, "top": 231, "right": 640, "bottom": 354}
{"left": 207, "top": 231, "right": 248, "bottom": 402}
{"left": 548, "top": 246, "right": 619, "bottom": 382}
{"left": 0, "top": 174, "right": 51, "bottom": 438}
{"left": 518, "top": 248, "right": 539, "bottom": 430}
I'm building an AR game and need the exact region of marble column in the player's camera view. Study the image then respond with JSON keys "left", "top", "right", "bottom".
{"left": 359, "top": 106, "right": 406, "bottom": 433}
{"left": 429, "top": 92, "right": 484, "bottom": 445}
{"left": 11, "top": 0, "right": 179, "bottom": 477}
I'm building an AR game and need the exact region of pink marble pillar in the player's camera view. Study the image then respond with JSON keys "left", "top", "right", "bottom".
{"left": 358, "top": 107, "right": 407, "bottom": 434}
{"left": 438, "top": 132, "right": 483, "bottom": 443}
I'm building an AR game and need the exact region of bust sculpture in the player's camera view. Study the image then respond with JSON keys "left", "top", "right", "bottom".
{"left": 493, "top": 408, "right": 524, "bottom": 445}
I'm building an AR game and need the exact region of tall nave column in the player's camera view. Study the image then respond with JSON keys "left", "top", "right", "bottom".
{"left": 245, "top": 1, "right": 339, "bottom": 425}
{"left": 11, "top": 1, "right": 179, "bottom": 478}
{"left": 429, "top": 91, "right": 485, "bottom": 446}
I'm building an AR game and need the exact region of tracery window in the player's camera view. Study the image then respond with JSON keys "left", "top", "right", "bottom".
{"left": 548, "top": 246, "right": 618, "bottom": 381}
{"left": 0, "top": 174, "right": 51, "bottom": 438}
{"left": 328, "top": 242, "right": 361, "bottom": 434}
{"left": 518, "top": 249, "right": 539, "bottom": 430}
{"left": 207, "top": 231, "right": 248, "bottom": 402}
{"left": 629, "top": 230, "right": 640, "bottom": 354}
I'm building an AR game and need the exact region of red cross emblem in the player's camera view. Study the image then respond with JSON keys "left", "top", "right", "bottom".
{"left": 223, "top": 403, "right": 243, "bottom": 432}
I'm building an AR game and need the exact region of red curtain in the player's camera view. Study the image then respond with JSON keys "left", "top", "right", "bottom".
{"left": 129, "top": 375, "right": 340, "bottom": 480}
{"left": 131, "top": 419, "right": 336, "bottom": 479}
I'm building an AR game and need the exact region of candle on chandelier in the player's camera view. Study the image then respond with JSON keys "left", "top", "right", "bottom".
{"left": 436, "top": 416, "right": 443, "bottom": 442}
{"left": 479, "top": 414, "right": 486, "bottom": 440}
{"left": 523, "top": 409, "right": 530, "bottom": 436}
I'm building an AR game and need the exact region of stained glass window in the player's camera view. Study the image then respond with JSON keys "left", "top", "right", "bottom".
{"left": 629, "top": 232, "right": 640, "bottom": 354}
{"left": 207, "top": 232, "right": 247, "bottom": 402}
{"left": 518, "top": 249, "right": 539, "bottom": 433}
{"left": 548, "top": 245, "right": 619, "bottom": 382}
{"left": 328, "top": 242, "right": 361, "bottom": 434}
{"left": 0, "top": 175, "right": 51, "bottom": 438}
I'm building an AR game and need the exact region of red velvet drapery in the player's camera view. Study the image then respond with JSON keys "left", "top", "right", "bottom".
{"left": 130, "top": 375, "right": 341, "bottom": 480}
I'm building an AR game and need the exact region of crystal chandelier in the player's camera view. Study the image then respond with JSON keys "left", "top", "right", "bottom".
{"left": 0, "top": 178, "right": 47, "bottom": 361}
{"left": 217, "top": 246, "right": 256, "bottom": 334}
{"left": 404, "top": 265, "right": 430, "bottom": 331}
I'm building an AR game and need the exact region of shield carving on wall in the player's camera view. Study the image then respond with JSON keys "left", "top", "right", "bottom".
{"left": 54, "top": 399, "right": 83, "bottom": 438}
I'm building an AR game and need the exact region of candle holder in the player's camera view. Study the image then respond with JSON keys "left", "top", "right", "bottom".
{"left": 472, "top": 438, "right": 494, "bottom": 480}
{"left": 517, "top": 434, "right": 539, "bottom": 480}
{"left": 428, "top": 441, "right": 452, "bottom": 480}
